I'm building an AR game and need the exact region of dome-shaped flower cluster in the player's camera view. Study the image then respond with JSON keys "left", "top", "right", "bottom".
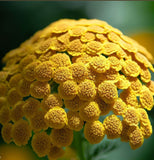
{"left": 0, "top": 19, "right": 153, "bottom": 159}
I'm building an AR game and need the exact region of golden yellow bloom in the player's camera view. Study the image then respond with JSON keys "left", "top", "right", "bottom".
{"left": 108, "top": 54, "right": 122, "bottom": 71}
{"left": 95, "top": 96, "right": 112, "bottom": 116}
{"left": 23, "top": 97, "right": 40, "bottom": 118}
{"left": 102, "top": 68, "right": 120, "bottom": 83}
{"left": 44, "top": 107, "right": 68, "bottom": 129}
{"left": 30, "top": 81, "right": 50, "bottom": 99}
{"left": 140, "top": 86, "right": 153, "bottom": 110}
{"left": 87, "top": 25, "right": 105, "bottom": 33}
{"left": 64, "top": 96, "right": 86, "bottom": 111}
{"left": 0, "top": 107, "right": 10, "bottom": 125}
{"left": 17, "top": 79, "right": 31, "bottom": 97}
{"left": 90, "top": 55, "right": 110, "bottom": 73}
{"left": 51, "top": 19, "right": 73, "bottom": 33}
{"left": 53, "top": 67, "right": 72, "bottom": 83}
{"left": 140, "top": 122, "right": 152, "bottom": 139}
{"left": 86, "top": 65, "right": 99, "bottom": 83}
{"left": 48, "top": 144, "right": 64, "bottom": 160}
{"left": 39, "top": 50, "right": 55, "bottom": 62}
{"left": 7, "top": 88, "right": 22, "bottom": 106}
{"left": 58, "top": 32, "right": 70, "bottom": 45}
{"left": 120, "top": 89, "right": 138, "bottom": 107}
{"left": 50, "top": 37, "right": 67, "bottom": 52}
{"left": 86, "top": 41, "right": 103, "bottom": 55}
{"left": 140, "top": 65, "right": 151, "bottom": 83}
{"left": 11, "top": 101, "right": 24, "bottom": 122}
{"left": 34, "top": 61, "right": 54, "bottom": 82}
{"left": 73, "top": 53, "right": 92, "bottom": 64}
{"left": 81, "top": 32, "right": 95, "bottom": 42}
{"left": 51, "top": 127, "right": 73, "bottom": 147}
{"left": 138, "top": 108, "right": 150, "bottom": 125}
{"left": 79, "top": 101, "right": 100, "bottom": 122}
{"left": 98, "top": 81, "right": 118, "bottom": 104}
{"left": 50, "top": 53, "right": 71, "bottom": 68}
{"left": 127, "top": 77, "right": 142, "bottom": 94}
{"left": 103, "top": 115, "right": 122, "bottom": 139}
{"left": 30, "top": 110, "right": 48, "bottom": 132}
{"left": 9, "top": 73, "right": 22, "bottom": 88}
{"left": 19, "top": 55, "right": 36, "bottom": 72}
{"left": 112, "top": 98, "right": 126, "bottom": 115}
{"left": 1, "top": 122, "right": 13, "bottom": 144}
{"left": 11, "top": 119, "right": 31, "bottom": 146}
{"left": 134, "top": 52, "right": 152, "bottom": 68}
{"left": 122, "top": 59, "right": 140, "bottom": 77}
{"left": 22, "top": 61, "right": 41, "bottom": 81}
{"left": 0, "top": 18, "right": 154, "bottom": 153}
{"left": 32, "top": 132, "right": 51, "bottom": 157}
{"left": 121, "top": 121, "right": 130, "bottom": 142}
{"left": 146, "top": 80, "right": 154, "bottom": 95}
{"left": 68, "top": 39, "right": 84, "bottom": 56}
{"left": 36, "top": 38, "right": 52, "bottom": 54}
{"left": 96, "top": 33, "right": 107, "bottom": 42}
{"left": 70, "top": 62, "right": 88, "bottom": 82}
{"left": 58, "top": 80, "right": 78, "bottom": 100}
{"left": 41, "top": 93, "right": 63, "bottom": 111}
{"left": 129, "top": 126, "right": 144, "bottom": 150}
{"left": 84, "top": 121, "right": 105, "bottom": 144}
{"left": 123, "top": 107, "right": 140, "bottom": 126}
{"left": 67, "top": 111, "right": 84, "bottom": 131}
{"left": 137, "top": 108, "right": 152, "bottom": 138}
{"left": 115, "top": 75, "right": 131, "bottom": 89}
{"left": 78, "top": 79, "right": 96, "bottom": 101}
{"left": 102, "top": 41, "right": 120, "bottom": 56}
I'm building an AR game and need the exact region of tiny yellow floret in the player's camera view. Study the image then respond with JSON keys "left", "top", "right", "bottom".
{"left": 84, "top": 121, "right": 105, "bottom": 144}
{"left": 1, "top": 122, "right": 13, "bottom": 144}
{"left": 11, "top": 119, "right": 31, "bottom": 146}
{"left": 41, "top": 94, "right": 63, "bottom": 111}
{"left": 48, "top": 144, "right": 64, "bottom": 160}
{"left": 90, "top": 55, "right": 110, "bottom": 73}
{"left": 78, "top": 79, "right": 96, "bottom": 101}
{"left": 23, "top": 97, "right": 40, "bottom": 118}
{"left": 103, "top": 115, "right": 122, "bottom": 139}
{"left": 32, "top": 132, "right": 51, "bottom": 157}
{"left": 51, "top": 127, "right": 73, "bottom": 147}
{"left": 98, "top": 82, "right": 118, "bottom": 104}
{"left": 53, "top": 67, "right": 72, "bottom": 83}
{"left": 129, "top": 127, "right": 144, "bottom": 150}
{"left": 44, "top": 107, "right": 68, "bottom": 129}
{"left": 34, "top": 61, "right": 54, "bottom": 82}
{"left": 30, "top": 81, "right": 50, "bottom": 99}
{"left": 123, "top": 107, "right": 140, "bottom": 126}
{"left": 58, "top": 80, "right": 78, "bottom": 100}
{"left": 79, "top": 101, "right": 101, "bottom": 122}
{"left": 67, "top": 111, "right": 84, "bottom": 131}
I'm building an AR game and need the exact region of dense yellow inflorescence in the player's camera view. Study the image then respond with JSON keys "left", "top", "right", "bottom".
{"left": 0, "top": 19, "right": 154, "bottom": 159}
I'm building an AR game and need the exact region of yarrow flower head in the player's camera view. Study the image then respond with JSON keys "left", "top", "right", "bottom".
{"left": 0, "top": 19, "right": 154, "bottom": 159}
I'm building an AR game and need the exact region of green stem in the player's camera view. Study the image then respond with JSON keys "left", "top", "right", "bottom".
{"left": 73, "top": 131, "right": 85, "bottom": 160}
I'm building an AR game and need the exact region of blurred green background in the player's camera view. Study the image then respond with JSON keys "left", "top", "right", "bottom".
{"left": 0, "top": 1, "right": 154, "bottom": 160}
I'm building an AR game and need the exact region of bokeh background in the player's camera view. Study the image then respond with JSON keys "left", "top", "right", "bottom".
{"left": 0, "top": 1, "right": 154, "bottom": 160}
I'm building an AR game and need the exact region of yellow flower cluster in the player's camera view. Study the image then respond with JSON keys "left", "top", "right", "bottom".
{"left": 0, "top": 19, "right": 154, "bottom": 159}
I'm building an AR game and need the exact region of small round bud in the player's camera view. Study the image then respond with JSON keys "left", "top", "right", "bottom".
{"left": 51, "top": 127, "right": 73, "bottom": 147}
{"left": 12, "top": 119, "right": 31, "bottom": 146}
{"left": 32, "top": 132, "right": 51, "bottom": 157}
{"left": 84, "top": 121, "right": 105, "bottom": 144}
{"left": 103, "top": 115, "right": 122, "bottom": 139}
{"left": 44, "top": 107, "right": 68, "bottom": 129}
